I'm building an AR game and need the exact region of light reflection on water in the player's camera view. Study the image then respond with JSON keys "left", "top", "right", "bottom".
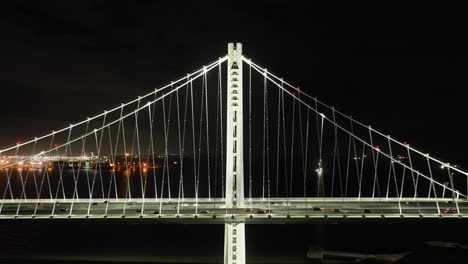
{"left": 0, "top": 166, "right": 180, "bottom": 200}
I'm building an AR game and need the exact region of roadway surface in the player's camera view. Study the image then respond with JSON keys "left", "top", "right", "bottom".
{"left": 1, "top": 197, "right": 467, "bottom": 222}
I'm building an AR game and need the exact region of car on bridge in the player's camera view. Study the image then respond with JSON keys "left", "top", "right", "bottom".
{"left": 310, "top": 207, "right": 342, "bottom": 213}
{"left": 243, "top": 208, "right": 260, "bottom": 214}
{"left": 444, "top": 207, "right": 457, "bottom": 214}
{"left": 243, "top": 208, "right": 272, "bottom": 214}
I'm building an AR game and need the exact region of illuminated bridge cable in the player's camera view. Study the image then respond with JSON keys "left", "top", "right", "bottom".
{"left": 314, "top": 99, "right": 322, "bottom": 196}
{"left": 176, "top": 88, "right": 183, "bottom": 214}
{"left": 19, "top": 139, "right": 38, "bottom": 201}
{"left": 426, "top": 156, "right": 441, "bottom": 215}
{"left": 275, "top": 79, "right": 281, "bottom": 197}
{"left": 128, "top": 101, "right": 138, "bottom": 200}
{"left": 304, "top": 109, "right": 310, "bottom": 208}
{"left": 204, "top": 70, "right": 212, "bottom": 200}
{"left": 349, "top": 118, "right": 361, "bottom": 198}
{"left": 28, "top": 140, "right": 39, "bottom": 199}
{"left": 331, "top": 107, "right": 344, "bottom": 197}
{"left": 135, "top": 103, "right": 145, "bottom": 214}
{"left": 214, "top": 67, "right": 221, "bottom": 200}
{"left": 297, "top": 90, "right": 305, "bottom": 197}
{"left": 2, "top": 146, "right": 19, "bottom": 203}
{"left": 218, "top": 62, "right": 224, "bottom": 200}
{"left": 111, "top": 124, "right": 119, "bottom": 200}
{"left": 265, "top": 71, "right": 272, "bottom": 210}
{"left": 196, "top": 76, "right": 205, "bottom": 212}
{"left": 81, "top": 121, "right": 92, "bottom": 202}
{"left": 86, "top": 113, "right": 107, "bottom": 215}
{"left": 319, "top": 106, "right": 325, "bottom": 197}
{"left": 45, "top": 133, "right": 55, "bottom": 201}
{"left": 447, "top": 166, "right": 460, "bottom": 214}
{"left": 31, "top": 140, "right": 40, "bottom": 199}
{"left": 150, "top": 89, "right": 159, "bottom": 199}
{"left": 73, "top": 121, "right": 89, "bottom": 207}
{"left": 53, "top": 126, "right": 69, "bottom": 207}
{"left": 289, "top": 93, "right": 296, "bottom": 198}
{"left": 249, "top": 61, "right": 253, "bottom": 201}
{"left": 387, "top": 136, "right": 403, "bottom": 214}
{"left": 190, "top": 79, "right": 198, "bottom": 214}
{"left": 98, "top": 115, "right": 108, "bottom": 199}
{"left": 330, "top": 108, "right": 336, "bottom": 196}
{"left": 345, "top": 130, "right": 351, "bottom": 197}
{"left": 14, "top": 139, "right": 38, "bottom": 215}
{"left": 104, "top": 123, "right": 119, "bottom": 215}
{"left": 387, "top": 136, "right": 401, "bottom": 198}
{"left": 166, "top": 91, "right": 173, "bottom": 200}
{"left": 369, "top": 126, "right": 380, "bottom": 198}
{"left": 281, "top": 85, "right": 288, "bottom": 198}
{"left": 358, "top": 141, "right": 365, "bottom": 199}
{"left": 121, "top": 105, "right": 132, "bottom": 204}
{"left": 181, "top": 79, "right": 191, "bottom": 201}
{"left": 64, "top": 126, "right": 79, "bottom": 215}
{"left": 400, "top": 167, "right": 407, "bottom": 199}
{"left": 159, "top": 93, "right": 170, "bottom": 213}
{"left": 406, "top": 144, "right": 417, "bottom": 199}
{"left": 262, "top": 71, "right": 266, "bottom": 200}
{"left": 146, "top": 101, "right": 155, "bottom": 200}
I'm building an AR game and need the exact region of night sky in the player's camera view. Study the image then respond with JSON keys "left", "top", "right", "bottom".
{"left": 1, "top": 1, "right": 467, "bottom": 166}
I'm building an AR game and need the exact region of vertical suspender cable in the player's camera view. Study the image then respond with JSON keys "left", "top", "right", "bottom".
{"left": 249, "top": 62, "right": 253, "bottom": 201}
{"left": 289, "top": 94, "right": 296, "bottom": 197}
{"left": 190, "top": 80, "right": 198, "bottom": 213}
{"left": 426, "top": 156, "right": 440, "bottom": 215}
{"left": 204, "top": 69, "right": 212, "bottom": 200}
{"left": 176, "top": 89, "right": 183, "bottom": 214}
{"left": 304, "top": 109, "right": 310, "bottom": 209}
{"left": 150, "top": 91, "right": 158, "bottom": 199}
{"left": 262, "top": 71, "right": 267, "bottom": 199}
{"left": 275, "top": 80, "right": 282, "bottom": 197}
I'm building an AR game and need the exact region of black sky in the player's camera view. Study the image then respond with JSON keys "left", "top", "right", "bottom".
{"left": 0, "top": 1, "right": 467, "bottom": 165}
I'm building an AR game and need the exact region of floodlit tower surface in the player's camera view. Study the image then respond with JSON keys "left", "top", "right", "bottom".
{"left": 224, "top": 42, "right": 245, "bottom": 264}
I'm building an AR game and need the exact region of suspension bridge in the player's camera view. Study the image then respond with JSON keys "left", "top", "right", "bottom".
{"left": 1, "top": 43, "right": 468, "bottom": 264}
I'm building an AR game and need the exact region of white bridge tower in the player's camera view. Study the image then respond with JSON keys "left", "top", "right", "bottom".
{"left": 224, "top": 43, "right": 246, "bottom": 264}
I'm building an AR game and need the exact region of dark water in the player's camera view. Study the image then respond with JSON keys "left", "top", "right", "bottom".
{"left": 1, "top": 222, "right": 468, "bottom": 263}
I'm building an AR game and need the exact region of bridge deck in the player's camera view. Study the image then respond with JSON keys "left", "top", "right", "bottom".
{"left": 1, "top": 198, "right": 467, "bottom": 222}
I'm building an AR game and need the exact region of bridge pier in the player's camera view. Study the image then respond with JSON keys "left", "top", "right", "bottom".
{"left": 225, "top": 43, "right": 246, "bottom": 264}
{"left": 224, "top": 223, "right": 246, "bottom": 264}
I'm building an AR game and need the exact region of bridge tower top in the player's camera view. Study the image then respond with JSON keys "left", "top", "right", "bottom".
{"left": 225, "top": 42, "right": 244, "bottom": 208}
